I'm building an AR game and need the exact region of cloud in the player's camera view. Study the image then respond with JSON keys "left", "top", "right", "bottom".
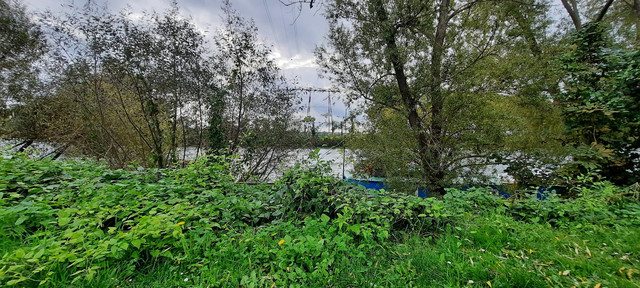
{"left": 273, "top": 51, "right": 317, "bottom": 70}
{"left": 22, "top": 0, "right": 340, "bottom": 120}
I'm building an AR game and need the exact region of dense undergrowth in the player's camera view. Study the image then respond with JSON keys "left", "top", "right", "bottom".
{"left": 1, "top": 152, "right": 639, "bottom": 287}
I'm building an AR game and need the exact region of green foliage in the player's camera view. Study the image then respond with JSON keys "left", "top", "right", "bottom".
{"left": 0, "top": 153, "right": 639, "bottom": 287}
{"left": 213, "top": 1, "right": 301, "bottom": 181}
{"left": 319, "top": 0, "right": 565, "bottom": 194}
{"left": 558, "top": 22, "right": 640, "bottom": 185}
{"left": 0, "top": 0, "right": 44, "bottom": 117}
{"left": 4, "top": 3, "right": 222, "bottom": 168}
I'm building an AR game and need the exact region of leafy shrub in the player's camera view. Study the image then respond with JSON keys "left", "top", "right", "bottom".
{"left": 0, "top": 152, "right": 639, "bottom": 286}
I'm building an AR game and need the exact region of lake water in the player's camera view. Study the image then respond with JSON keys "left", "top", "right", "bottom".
{"left": 0, "top": 139, "right": 356, "bottom": 179}
{"left": 1, "top": 139, "right": 512, "bottom": 183}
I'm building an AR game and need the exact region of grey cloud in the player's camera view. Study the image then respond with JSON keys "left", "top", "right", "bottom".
{"left": 23, "top": 0, "right": 335, "bottom": 118}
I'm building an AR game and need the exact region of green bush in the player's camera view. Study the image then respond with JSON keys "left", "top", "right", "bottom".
{"left": 0, "top": 152, "right": 639, "bottom": 287}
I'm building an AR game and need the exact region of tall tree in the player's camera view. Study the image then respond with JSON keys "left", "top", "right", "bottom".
{"left": 559, "top": 0, "right": 614, "bottom": 30}
{"left": 556, "top": 23, "right": 640, "bottom": 185}
{"left": 554, "top": 0, "right": 640, "bottom": 185}
{"left": 317, "top": 0, "right": 561, "bottom": 194}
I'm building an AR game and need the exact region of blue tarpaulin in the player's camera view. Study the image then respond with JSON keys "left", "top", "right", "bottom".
{"left": 344, "top": 176, "right": 561, "bottom": 199}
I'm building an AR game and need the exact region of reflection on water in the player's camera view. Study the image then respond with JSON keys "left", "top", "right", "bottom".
{"left": 1, "top": 139, "right": 68, "bottom": 159}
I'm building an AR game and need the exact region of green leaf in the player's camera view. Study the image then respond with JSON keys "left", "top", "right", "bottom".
{"left": 58, "top": 217, "right": 71, "bottom": 226}
{"left": 15, "top": 216, "right": 28, "bottom": 225}
{"left": 33, "top": 249, "right": 45, "bottom": 259}
{"left": 131, "top": 239, "right": 144, "bottom": 249}
{"left": 350, "top": 224, "right": 361, "bottom": 235}
{"left": 6, "top": 278, "right": 26, "bottom": 286}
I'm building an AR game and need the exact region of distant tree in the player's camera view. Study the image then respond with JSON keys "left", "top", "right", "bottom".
{"left": 301, "top": 116, "right": 316, "bottom": 136}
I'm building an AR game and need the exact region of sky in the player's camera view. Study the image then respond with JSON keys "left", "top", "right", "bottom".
{"left": 20, "top": 0, "right": 570, "bottom": 130}
{"left": 21, "top": 0, "right": 344, "bottom": 128}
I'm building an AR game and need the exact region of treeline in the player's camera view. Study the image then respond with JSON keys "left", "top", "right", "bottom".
{"left": 0, "top": 0, "right": 301, "bottom": 181}
{"left": 2, "top": 0, "right": 640, "bottom": 191}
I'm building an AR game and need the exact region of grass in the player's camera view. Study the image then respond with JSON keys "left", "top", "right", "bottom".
{"left": 0, "top": 153, "right": 639, "bottom": 287}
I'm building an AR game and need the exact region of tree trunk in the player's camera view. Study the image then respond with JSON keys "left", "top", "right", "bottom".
{"left": 424, "top": 0, "right": 451, "bottom": 196}
{"left": 560, "top": 0, "right": 582, "bottom": 30}
{"left": 17, "top": 139, "right": 33, "bottom": 152}
{"left": 373, "top": 0, "right": 451, "bottom": 196}
{"left": 372, "top": 0, "right": 430, "bottom": 188}
{"left": 144, "top": 93, "right": 164, "bottom": 168}
{"left": 635, "top": 0, "right": 640, "bottom": 46}
{"left": 594, "top": 0, "right": 615, "bottom": 23}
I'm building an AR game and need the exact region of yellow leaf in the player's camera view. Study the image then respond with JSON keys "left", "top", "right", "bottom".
{"left": 278, "top": 239, "right": 285, "bottom": 246}
{"left": 271, "top": 282, "right": 276, "bottom": 288}
{"left": 487, "top": 281, "right": 492, "bottom": 287}
{"left": 578, "top": 277, "right": 587, "bottom": 284}
{"left": 177, "top": 222, "right": 185, "bottom": 226}
{"left": 620, "top": 267, "right": 627, "bottom": 273}
{"left": 529, "top": 249, "right": 534, "bottom": 254}
{"left": 628, "top": 268, "right": 638, "bottom": 279}
{"left": 594, "top": 283, "right": 601, "bottom": 288}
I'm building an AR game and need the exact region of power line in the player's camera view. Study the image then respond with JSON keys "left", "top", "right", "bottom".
{"left": 262, "top": 0, "right": 278, "bottom": 43}
{"left": 291, "top": 87, "right": 340, "bottom": 93}
{"left": 290, "top": 87, "right": 340, "bottom": 118}
{"left": 292, "top": 13, "right": 301, "bottom": 54}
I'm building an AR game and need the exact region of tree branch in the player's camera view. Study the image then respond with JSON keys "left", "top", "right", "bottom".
{"left": 594, "top": 0, "right": 615, "bottom": 23}
{"left": 560, "top": 0, "right": 582, "bottom": 29}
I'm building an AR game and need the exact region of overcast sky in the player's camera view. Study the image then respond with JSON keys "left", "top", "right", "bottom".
{"left": 21, "top": 0, "right": 345, "bottom": 126}
{"left": 21, "top": 0, "right": 570, "bottom": 128}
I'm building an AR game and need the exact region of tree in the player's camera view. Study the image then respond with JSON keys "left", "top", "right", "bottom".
{"left": 214, "top": 1, "right": 301, "bottom": 181}
{"left": 0, "top": 0, "right": 44, "bottom": 114}
{"left": 584, "top": 0, "right": 640, "bottom": 47}
{"left": 316, "top": 0, "right": 562, "bottom": 194}
{"left": 559, "top": 0, "right": 614, "bottom": 31}
{"left": 13, "top": 2, "right": 221, "bottom": 168}
{"left": 557, "top": 23, "right": 640, "bottom": 185}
